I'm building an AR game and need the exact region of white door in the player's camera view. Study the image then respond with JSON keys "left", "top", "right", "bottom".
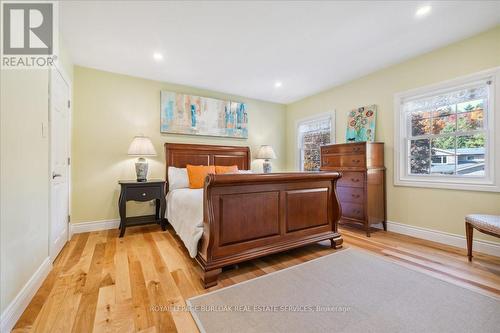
{"left": 50, "top": 67, "right": 70, "bottom": 261}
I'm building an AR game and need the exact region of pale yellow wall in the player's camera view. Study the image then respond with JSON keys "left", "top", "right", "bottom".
{"left": 286, "top": 25, "right": 500, "bottom": 243}
{"left": 72, "top": 66, "right": 286, "bottom": 223}
{"left": 0, "top": 69, "right": 50, "bottom": 313}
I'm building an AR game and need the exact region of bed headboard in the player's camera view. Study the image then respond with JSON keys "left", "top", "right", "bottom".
{"left": 164, "top": 143, "right": 251, "bottom": 180}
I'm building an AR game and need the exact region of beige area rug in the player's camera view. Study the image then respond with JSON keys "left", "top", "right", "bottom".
{"left": 187, "top": 249, "right": 500, "bottom": 333}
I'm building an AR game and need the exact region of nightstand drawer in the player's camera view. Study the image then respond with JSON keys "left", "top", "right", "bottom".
{"left": 127, "top": 186, "right": 162, "bottom": 201}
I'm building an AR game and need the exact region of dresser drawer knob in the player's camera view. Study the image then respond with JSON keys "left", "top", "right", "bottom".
{"left": 352, "top": 159, "right": 360, "bottom": 163}
{"left": 352, "top": 194, "right": 360, "bottom": 198}
{"left": 351, "top": 178, "right": 360, "bottom": 182}
{"left": 142, "top": 192, "right": 146, "bottom": 197}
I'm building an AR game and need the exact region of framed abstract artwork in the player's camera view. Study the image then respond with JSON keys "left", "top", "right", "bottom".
{"left": 346, "top": 104, "right": 377, "bottom": 142}
{"left": 160, "top": 91, "right": 248, "bottom": 138}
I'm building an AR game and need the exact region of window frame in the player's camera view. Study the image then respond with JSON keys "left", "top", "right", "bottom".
{"left": 296, "top": 112, "right": 335, "bottom": 171}
{"left": 394, "top": 67, "right": 500, "bottom": 192}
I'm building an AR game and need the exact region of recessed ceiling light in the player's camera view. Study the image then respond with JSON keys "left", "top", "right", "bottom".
{"left": 415, "top": 5, "right": 431, "bottom": 18}
{"left": 153, "top": 52, "right": 163, "bottom": 61}
{"left": 274, "top": 81, "right": 282, "bottom": 88}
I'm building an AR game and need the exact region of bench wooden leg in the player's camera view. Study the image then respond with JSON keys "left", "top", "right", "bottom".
{"left": 465, "top": 222, "right": 473, "bottom": 262}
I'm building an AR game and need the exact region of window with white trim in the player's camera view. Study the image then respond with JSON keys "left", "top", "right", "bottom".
{"left": 297, "top": 114, "right": 334, "bottom": 171}
{"left": 394, "top": 68, "right": 500, "bottom": 192}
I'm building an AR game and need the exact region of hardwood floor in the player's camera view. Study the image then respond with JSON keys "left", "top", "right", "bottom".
{"left": 13, "top": 224, "right": 500, "bottom": 333}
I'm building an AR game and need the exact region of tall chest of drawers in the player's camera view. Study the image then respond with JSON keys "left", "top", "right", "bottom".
{"left": 320, "top": 142, "right": 386, "bottom": 236}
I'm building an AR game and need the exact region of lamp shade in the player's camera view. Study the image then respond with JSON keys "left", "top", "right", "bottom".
{"left": 256, "top": 145, "right": 276, "bottom": 160}
{"left": 127, "top": 136, "right": 157, "bottom": 156}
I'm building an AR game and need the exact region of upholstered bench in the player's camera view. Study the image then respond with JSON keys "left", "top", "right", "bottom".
{"left": 465, "top": 214, "right": 500, "bottom": 261}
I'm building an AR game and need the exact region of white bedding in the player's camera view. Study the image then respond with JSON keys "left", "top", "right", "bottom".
{"left": 165, "top": 188, "right": 204, "bottom": 258}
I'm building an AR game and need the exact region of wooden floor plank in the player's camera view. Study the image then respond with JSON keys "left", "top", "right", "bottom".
{"left": 71, "top": 242, "right": 106, "bottom": 333}
{"left": 145, "top": 233, "right": 198, "bottom": 333}
{"left": 135, "top": 233, "right": 177, "bottom": 333}
{"left": 12, "top": 236, "right": 80, "bottom": 332}
{"left": 46, "top": 272, "right": 84, "bottom": 333}
{"left": 114, "top": 237, "right": 132, "bottom": 304}
{"left": 92, "top": 285, "right": 116, "bottom": 333}
{"left": 30, "top": 275, "right": 73, "bottom": 333}
{"left": 13, "top": 224, "right": 500, "bottom": 332}
{"left": 126, "top": 235, "right": 156, "bottom": 332}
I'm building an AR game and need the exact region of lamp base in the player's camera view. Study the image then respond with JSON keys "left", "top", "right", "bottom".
{"left": 135, "top": 158, "right": 148, "bottom": 182}
{"left": 262, "top": 160, "right": 272, "bottom": 173}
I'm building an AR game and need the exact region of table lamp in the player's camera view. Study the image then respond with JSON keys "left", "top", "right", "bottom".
{"left": 256, "top": 145, "right": 276, "bottom": 173}
{"left": 128, "top": 135, "right": 157, "bottom": 182}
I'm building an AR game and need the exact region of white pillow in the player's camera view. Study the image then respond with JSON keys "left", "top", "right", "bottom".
{"left": 168, "top": 167, "right": 189, "bottom": 191}
{"left": 237, "top": 170, "right": 253, "bottom": 174}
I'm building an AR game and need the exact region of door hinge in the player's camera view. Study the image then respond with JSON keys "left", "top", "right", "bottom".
{"left": 67, "top": 100, "right": 71, "bottom": 108}
{"left": 68, "top": 157, "right": 71, "bottom": 165}
{"left": 68, "top": 215, "right": 71, "bottom": 223}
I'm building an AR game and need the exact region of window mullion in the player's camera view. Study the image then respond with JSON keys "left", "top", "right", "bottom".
{"left": 409, "top": 129, "right": 486, "bottom": 141}
{"left": 454, "top": 135, "right": 457, "bottom": 175}
{"left": 428, "top": 136, "right": 432, "bottom": 175}
{"left": 454, "top": 103, "right": 458, "bottom": 176}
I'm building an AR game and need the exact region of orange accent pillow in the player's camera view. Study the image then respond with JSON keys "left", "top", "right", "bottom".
{"left": 186, "top": 165, "right": 215, "bottom": 189}
{"left": 215, "top": 165, "right": 239, "bottom": 174}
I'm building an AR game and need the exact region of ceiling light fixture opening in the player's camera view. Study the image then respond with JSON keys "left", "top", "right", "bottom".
{"left": 274, "top": 81, "right": 283, "bottom": 88}
{"left": 153, "top": 52, "right": 164, "bottom": 61}
{"left": 415, "top": 5, "right": 432, "bottom": 18}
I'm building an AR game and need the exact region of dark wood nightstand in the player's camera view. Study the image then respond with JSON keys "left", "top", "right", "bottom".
{"left": 118, "top": 179, "right": 167, "bottom": 237}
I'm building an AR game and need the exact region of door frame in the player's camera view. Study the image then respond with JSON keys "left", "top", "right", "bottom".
{"left": 49, "top": 63, "right": 72, "bottom": 261}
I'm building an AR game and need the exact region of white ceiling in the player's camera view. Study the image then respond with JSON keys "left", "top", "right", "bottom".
{"left": 61, "top": 1, "right": 500, "bottom": 104}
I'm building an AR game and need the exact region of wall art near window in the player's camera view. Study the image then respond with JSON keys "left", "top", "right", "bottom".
{"left": 160, "top": 91, "right": 248, "bottom": 138}
{"left": 346, "top": 104, "right": 377, "bottom": 142}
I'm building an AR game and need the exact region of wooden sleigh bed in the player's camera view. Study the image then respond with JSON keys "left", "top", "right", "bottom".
{"left": 164, "top": 143, "right": 343, "bottom": 287}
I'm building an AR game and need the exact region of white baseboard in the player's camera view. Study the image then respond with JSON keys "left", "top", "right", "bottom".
{"left": 0, "top": 257, "right": 52, "bottom": 333}
{"left": 69, "top": 219, "right": 120, "bottom": 237}
{"left": 375, "top": 221, "right": 500, "bottom": 257}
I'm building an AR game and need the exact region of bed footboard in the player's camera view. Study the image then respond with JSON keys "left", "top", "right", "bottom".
{"left": 196, "top": 172, "right": 343, "bottom": 288}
